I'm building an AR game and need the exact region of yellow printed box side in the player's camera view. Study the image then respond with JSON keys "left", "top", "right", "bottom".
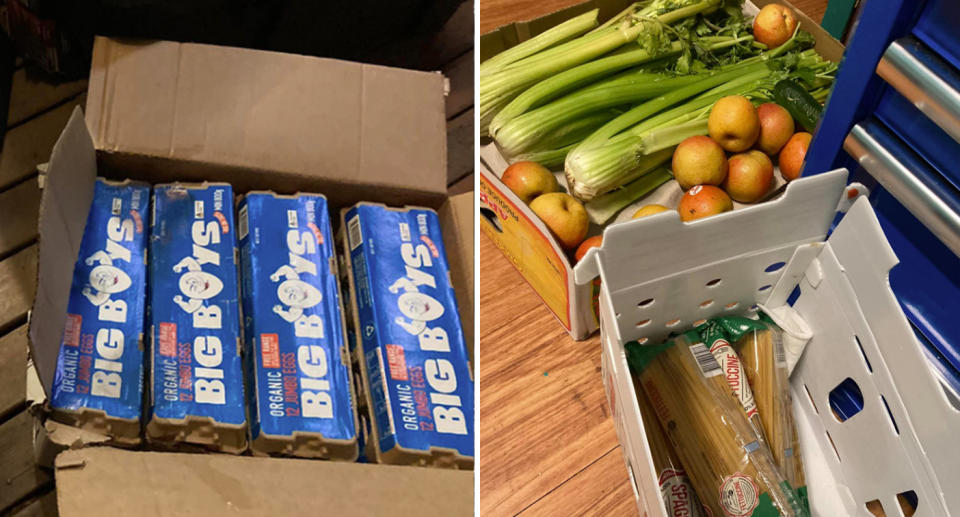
{"left": 479, "top": 171, "right": 571, "bottom": 330}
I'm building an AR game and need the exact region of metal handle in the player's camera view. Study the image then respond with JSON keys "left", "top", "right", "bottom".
{"left": 844, "top": 120, "right": 960, "bottom": 257}
{"left": 877, "top": 38, "right": 960, "bottom": 144}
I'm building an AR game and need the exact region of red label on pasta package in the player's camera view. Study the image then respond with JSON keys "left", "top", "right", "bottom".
{"left": 719, "top": 473, "right": 759, "bottom": 517}
{"left": 659, "top": 468, "right": 709, "bottom": 517}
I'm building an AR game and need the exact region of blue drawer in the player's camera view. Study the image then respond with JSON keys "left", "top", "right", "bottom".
{"left": 913, "top": 0, "right": 960, "bottom": 72}
{"left": 869, "top": 185, "right": 960, "bottom": 376}
{"left": 874, "top": 85, "right": 960, "bottom": 192}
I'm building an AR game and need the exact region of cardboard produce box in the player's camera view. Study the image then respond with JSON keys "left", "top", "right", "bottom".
{"left": 478, "top": 0, "right": 844, "bottom": 340}
{"left": 27, "top": 37, "right": 473, "bottom": 516}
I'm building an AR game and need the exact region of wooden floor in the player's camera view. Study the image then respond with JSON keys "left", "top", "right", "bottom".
{"left": 0, "top": 5, "right": 473, "bottom": 514}
{"left": 477, "top": 1, "right": 829, "bottom": 515}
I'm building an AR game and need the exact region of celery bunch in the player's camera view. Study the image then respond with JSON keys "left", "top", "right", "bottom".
{"left": 480, "top": 1, "right": 836, "bottom": 217}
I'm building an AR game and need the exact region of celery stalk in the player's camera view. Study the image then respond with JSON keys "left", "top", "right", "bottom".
{"left": 480, "top": 10, "right": 600, "bottom": 76}
{"left": 494, "top": 72, "right": 708, "bottom": 156}
{"left": 479, "top": 0, "right": 723, "bottom": 134}
{"left": 585, "top": 167, "right": 673, "bottom": 224}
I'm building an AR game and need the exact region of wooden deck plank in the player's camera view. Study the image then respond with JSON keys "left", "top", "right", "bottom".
{"left": 7, "top": 68, "right": 87, "bottom": 128}
{"left": 0, "top": 95, "right": 84, "bottom": 192}
{"left": 0, "top": 245, "right": 38, "bottom": 335}
{"left": 0, "top": 325, "right": 28, "bottom": 421}
{"left": 518, "top": 447, "right": 638, "bottom": 517}
{"left": 0, "top": 176, "right": 40, "bottom": 259}
{"left": 0, "top": 411, "right": 54, "bottom": 512}
{"left": 478, "top": 236, "right": 620, "bottom": 516}
{"left": 7, "top": 490, "right": 58, "bottom": 517}
{"left": 422, "top": 1, "right": 475, "bottom": 71}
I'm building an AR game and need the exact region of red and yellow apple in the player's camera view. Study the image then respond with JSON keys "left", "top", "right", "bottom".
{"left": 575, "top": 235, "right": 602, "bottom": 262}
{"left": 779, "top": 132, "right": 812, "bottom": 181}
{"left": 678, "top": 185, "right": 733, "bottom": 222}
{"left": 501, "top": 161, "right": 559, "bottom": 204}
{"left": 672, "top": 135, "right": 728, "bottom": 190}
{"left": 632, "top": 204, "right": 672, "bottom": 218}
{"left": 724, "top": 150, "right": 774, "bottom": 203}
{"left": 753, "top": 4, "right": 798, "bottom": 49}
{"left": 708, "top": 96, "right": 760, "bottom": 152}
{"left": 756, "top": 102, "right": 795, "bottom": 155}
{"left": 530, "top": 192, "right": 589, "bottom": 250}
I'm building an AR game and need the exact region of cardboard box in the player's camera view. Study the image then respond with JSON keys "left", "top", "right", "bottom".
{"left": 27, "top": 37, "right": 473, "bottom": 516}
{"left": 478, "top": 0, "right": 845, "bottom": 340}
{"left": 584, "top": 167, "right": 960, "bottom": 515}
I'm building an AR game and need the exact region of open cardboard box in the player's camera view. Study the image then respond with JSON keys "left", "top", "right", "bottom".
{"left": 580, "top": 168, "right": 960, "bottom": 515}
{"left": 26, "top": 37, "right": 473, "bottom": 516}
{"left": 478, "top": 0, "right": 845, "bottom": 340}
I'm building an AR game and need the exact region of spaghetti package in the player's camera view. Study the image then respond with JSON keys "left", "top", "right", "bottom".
{"left": 634, "top": 377, "right": 709, "bottom": 517}
{"left": 714, "top": 315, "right": 807, "bottom": 505}
{"left": 627, "top": 331, "right": 807, "bottom": 517}
{"left": 696, "top": 319, "right": 768, "bottom": 445}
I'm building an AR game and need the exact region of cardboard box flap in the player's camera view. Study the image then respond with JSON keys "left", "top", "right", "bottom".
{"left": 480, "top": 0, "right": 843, "bottom": 63}
{"left": 29, "top": 107, "right": 98, "bottom": 395}
{"left": 55, "top": 448, "right": 473, "bottom": 517}
{"left": 438, "top": 192, "right": 475, "bottom": 362}
{"left": 86, "top": 37, "right": 448, "bottom": 199}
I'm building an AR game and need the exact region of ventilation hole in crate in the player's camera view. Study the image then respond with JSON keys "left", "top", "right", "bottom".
{"left": 828, "top": 377, "right": 864, "bottom": 422}
{"left": 825, "top": 430, "right": 841, "bottom": 462}
{"left": 693, "top": 319, "right": 706, "bottom": 327}
{"left": 757, "top": 284, "right": 771, "bottom": 292}
{"left": 865, "top": 500, "right": 886, "bottom": 516}
{"left": 665, "top": 318, "right": 681, "bottom": 328}
{"left": 787, "top": 285, "right": 802, "bottom": 306}
{"left": 855, "top": 335, "right": 873, "bottom": 373}
{"left": 881, "top": 394, "right": 900, "bottom": 435}
{"left": 616, "top": 313, "right": 621, "bottom": 319}
{"left": 897, "top": 490, "right": 918, "bottom": 516}
{"left": 749, "top": 304, "right": 759, "bottom": 312}
{"left": 706, "top": 278, "right": 722, "bottom": 287}
{"left": 765, "top": 262, "right": 786, "bottom": 273}
{"left": 637, "top": 337, "right": 649, "bottom": 345}
{"left": 638, "top": 298, "right": 654, "bottom": 308}
{"left": 699, "top": 299, "right": 714, "bottom": 309}
{"left": 804, "top": 383, "right": 819, "bottom": 414}
{"left": 636, "top": 319, "right": 651, "bottom": 328}
{"left": 725, "top": 301, "right": 739, "bottom": 310}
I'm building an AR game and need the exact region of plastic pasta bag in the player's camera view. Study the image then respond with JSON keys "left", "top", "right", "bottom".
{"left": 627, "top": 330, "right": 807, "bottom": 517}
{"left": 716, "top": 315, "right": 807, "bottom": 508}
{"left": 634, "top": 375, "right": 709, "bottom": 517}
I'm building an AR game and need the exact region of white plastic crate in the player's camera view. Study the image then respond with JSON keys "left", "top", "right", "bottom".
{"left": 576, "top": 169, "right": 960, "bottom": 516}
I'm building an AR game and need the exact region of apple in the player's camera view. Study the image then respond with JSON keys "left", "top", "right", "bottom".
{"left": 530, "top": 192, "right": 589, "bottom": 250}
{"left": 779, "top": 132, "right": 812, "bottom": 181}
{"left": 756, "top": 103, "right": 795, "bottom": 155}
{"left": 724, "top": 150, "right": 774, "bottom": 203}
{"left": 575, "top": 235, "right": 603, "bottom": 262}
{"left": 632, "top": 204, "right": 671, "bottom": 218}
{"left": 753, "top": 4, "right": 799, "bottom": 49}
{"left": 672, "top": 135, "right": 728, "bottom": 190}
{"left": 678, "top": 185, "right": 733, "bottom": 222}
{"left": 708, "top": 96, "right": 760, "bottom": 152}
{"left": 501, "top": 161, "right": 559, "bottom": 204}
